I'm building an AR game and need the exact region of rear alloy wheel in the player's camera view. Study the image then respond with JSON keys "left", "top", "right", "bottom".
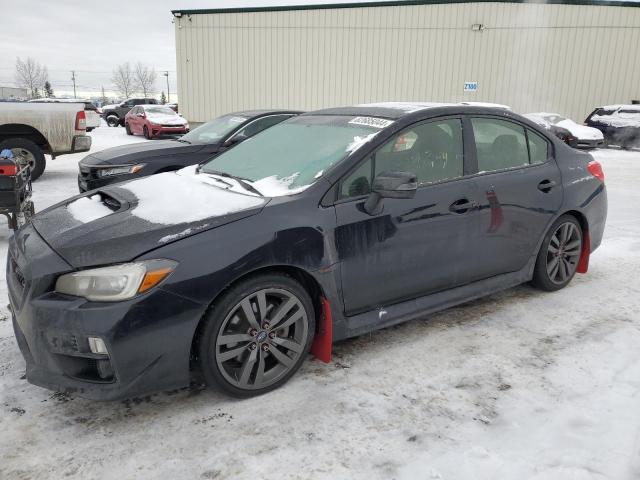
{"left": 198, "top": 274, "right": 315, "bottom": 397}
{"left": 532, "top": 215, "right": 583, "bottom": 291}
{"left": 106, "top": 115, "right": 119, "bottom": 127}
{"left": 143, "top": 125, "right": 151, "bottom": 140}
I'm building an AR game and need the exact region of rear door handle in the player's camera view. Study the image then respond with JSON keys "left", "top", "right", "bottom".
{"left": 449, "top": 198, "right": 476, "bottom": 214}
{"left": 537, "top": 179, "right": 557, "bottom": 193}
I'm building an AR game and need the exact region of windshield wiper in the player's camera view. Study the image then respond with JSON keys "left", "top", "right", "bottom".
{"left": 205, "top": 170, "right": 263, "bottom": 196}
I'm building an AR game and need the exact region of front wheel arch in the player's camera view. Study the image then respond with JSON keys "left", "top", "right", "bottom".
{"left": 189, "top": 265, "right": 327, "bottom": 370}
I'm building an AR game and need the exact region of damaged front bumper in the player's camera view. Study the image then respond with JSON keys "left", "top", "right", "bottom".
{"left": 7, "top": 225, "right": 204, "bottom": 400}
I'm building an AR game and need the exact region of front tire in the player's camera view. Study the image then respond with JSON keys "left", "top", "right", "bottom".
{"left": 0, "top": 138, "right": 46, "bottom": 181}
{"left": 125, "top": 123, "right": 133, "bottom": 135}
{"left": 531, "top": 215, "right": 583, "bottom": 291}
{"left": 106, "top": 115, "right": 119, "bottom": 127}
{"left": 198, "top": 273, "right": 315, "bottom": 398}
{"left": 143, "top": 125, "right": 151, "bottom": 140}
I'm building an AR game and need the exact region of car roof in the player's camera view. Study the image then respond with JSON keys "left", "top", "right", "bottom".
{"left": 305, "top": 101, "right": 513, "bottom": 120}
{"left": 597, "top": 104, "right": 640, "bottom": 111}
{"left": 228, "top": 109, "right": 305, "bottom": 118}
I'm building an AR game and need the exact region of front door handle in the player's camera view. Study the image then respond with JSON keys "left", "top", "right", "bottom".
{"left": 449, "top": 198, "right": 476, "bottom": 214}
{"left": 537, "top": 179, "right": 557, "bottom": 193}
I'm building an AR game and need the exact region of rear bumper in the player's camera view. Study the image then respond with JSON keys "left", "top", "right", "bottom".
{"left": 71, "top": 135, "right": 92, "bottom": 153}
{"left": 8, "top": 225, "right": 206, "bottom": 400}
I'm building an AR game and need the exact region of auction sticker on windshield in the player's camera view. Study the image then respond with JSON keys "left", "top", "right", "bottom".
{"left": 348, "top": 117, "right": 394, "bottom": 129}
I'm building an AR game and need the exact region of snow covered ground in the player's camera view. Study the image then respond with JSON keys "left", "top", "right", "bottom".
{"left": 1, "top": 127, "right": 639, "bottom": 480}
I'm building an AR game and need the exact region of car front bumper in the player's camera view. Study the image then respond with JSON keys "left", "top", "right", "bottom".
{"left": 7, "top": 225, "right": 205, "bottom": 400}
{"left": 77, "top": 171, "right": 141, "bottom": 192}
{"left": 576, "top": 138, "right": 604, "bottom": 149}
{"left": 149, "top": 125, "right": 189, "bottom": 137}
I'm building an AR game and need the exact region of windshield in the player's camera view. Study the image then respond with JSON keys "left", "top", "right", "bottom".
{"left": 181, "top": 114, "right": 249, "bottom": 144}
{"left": 144, "top": 106, "right": 176, "bottom": 115}
{"left": 200, "top": 115, "right": 384, "bottom": 196}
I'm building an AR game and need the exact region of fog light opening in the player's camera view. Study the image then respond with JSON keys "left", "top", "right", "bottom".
{"left": 96, "top": 358, "right": 115, "bottom": 380}
{"left": 88, "top": 337, "right": 108, "bottom": 355}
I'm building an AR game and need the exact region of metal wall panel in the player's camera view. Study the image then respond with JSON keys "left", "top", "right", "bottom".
{"left": 174, "top": 2, "right": 640, "bottom": 122}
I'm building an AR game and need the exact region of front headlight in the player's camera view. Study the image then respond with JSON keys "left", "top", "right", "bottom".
{"left": 98, "top": 164, "right": 145, "bottom": 177}
{"left": 55, "top": 260, "right": 177, "bottom": 302}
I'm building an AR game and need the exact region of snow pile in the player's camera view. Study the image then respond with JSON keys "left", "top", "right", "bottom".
{"left": 123, "top": 168, "right": 265, "bottom": 225}
{"left": 251, "top": 173, "right": 310, "bottom": 197}
{"left": 346, "top": 133, "right": 378, "bottom": 153}
{"left": 66, "top": 195, "right": 113, "bottom": 223}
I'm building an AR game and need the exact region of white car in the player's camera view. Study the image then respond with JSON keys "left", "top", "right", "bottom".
{"left": 530, "top": 112, "right": 604, "bottom": 149}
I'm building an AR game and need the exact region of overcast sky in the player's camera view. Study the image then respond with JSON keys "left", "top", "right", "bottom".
{"left": 1, "top": 0, "right": 389, "bottom": 99}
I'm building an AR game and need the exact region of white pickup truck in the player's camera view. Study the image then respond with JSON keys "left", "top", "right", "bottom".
{"left": 0, "top": 102, "right": 92, "bottom": 180}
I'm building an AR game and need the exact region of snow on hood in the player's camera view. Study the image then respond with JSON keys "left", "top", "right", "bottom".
{"left": 122, "top": 167, "right": 265, "bottom": 225}
{"left": 556, "top": 120, "right": 603, "bottom": 140}
{"left": 146, "top": 112, "right": 187, "bottom": 125}
{"left": 67, "top": 195, "right": 114, "bottom": 223}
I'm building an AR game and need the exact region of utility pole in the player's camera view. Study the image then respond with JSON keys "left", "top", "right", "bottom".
{"left": 163, "top": 71, "right": 170, "bottom": 103}
{"left": 71, "top": 70, "right": 77, "bottom": 98}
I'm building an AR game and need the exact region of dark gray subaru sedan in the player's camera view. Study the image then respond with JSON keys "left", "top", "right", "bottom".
{"left": 8, "top": 102, "right": 607, "bottom": 400}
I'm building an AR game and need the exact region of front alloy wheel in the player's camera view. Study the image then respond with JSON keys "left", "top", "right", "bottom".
{"left": 198, "top": 274, "right": 315, "bottom": 397}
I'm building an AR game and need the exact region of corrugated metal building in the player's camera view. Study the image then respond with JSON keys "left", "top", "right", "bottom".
{"left": 172, "top": 0, "right": 640, "bottom": 123}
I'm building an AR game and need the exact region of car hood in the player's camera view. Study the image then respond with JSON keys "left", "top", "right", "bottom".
{"left": 31, "top": 169, "right": 268, "bottom": 268}
{"left": 82, "top": 140, "right": 208, "bottom": 166}
{"left": 147, "top": 113, "right": 187, "bottom": 125}
{"left": 557, "top": 120, "right": 603, "bottom": 140}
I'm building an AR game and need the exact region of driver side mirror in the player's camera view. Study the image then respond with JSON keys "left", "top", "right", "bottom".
{"left": 364, "top": 171, "right": 417, "bottom": 215}
{"left": 136, "top": 112, "right": 145, "bottom": 117}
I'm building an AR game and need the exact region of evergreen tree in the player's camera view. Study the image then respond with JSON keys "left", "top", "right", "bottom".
{"left": 160, "top": 91, "right": 166, "bottom": 104}
{"left": 44, "top": 81, "right": 54, "bottom": 98}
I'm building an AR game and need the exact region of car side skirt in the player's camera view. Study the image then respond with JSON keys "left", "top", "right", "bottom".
{"left": 337, "top": 260, "right": 534, "bottom": 341}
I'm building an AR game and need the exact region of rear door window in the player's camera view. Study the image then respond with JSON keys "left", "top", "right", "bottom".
{"left": 527, "top": 129, "right": 548, "bottom": 164}
{"left": 471, "top": 118, "right": 529, "bottom": 172}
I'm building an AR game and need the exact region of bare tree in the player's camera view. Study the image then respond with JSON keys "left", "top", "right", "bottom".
{"left": 111, "top": 62, "right": 139, "bottom": 98}
{"left": 15, "top": 57, "right": 48, "bottom": 98}
{"left": 134, "top": 62, "right": 157, "bottom": 98}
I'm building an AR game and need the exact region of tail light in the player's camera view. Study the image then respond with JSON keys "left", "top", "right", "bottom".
{"left": 587, "top": 160, "right": 605, "bottom": 182}
{"left": 75, "top": 110, "right": 87, "bottom": 131}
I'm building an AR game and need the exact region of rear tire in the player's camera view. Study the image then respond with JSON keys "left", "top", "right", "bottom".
{"left": 143, "top": 125, "right": 151, "bottom": 140}
{"left": 197, "top": 273, "right": 315, "bottom": 398}
{"left": 0, "top": 138, "right": 46, "bottom": 181}
{"left": 125, "top": 123, "right": 133, "bottom": 135}
{"left": 531, "top": 215, "right": 583, "bottom": 292}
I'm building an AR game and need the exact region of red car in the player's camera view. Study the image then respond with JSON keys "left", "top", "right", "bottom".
{"left": 125, "top": 104, "right": 189, "bottom": 139}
